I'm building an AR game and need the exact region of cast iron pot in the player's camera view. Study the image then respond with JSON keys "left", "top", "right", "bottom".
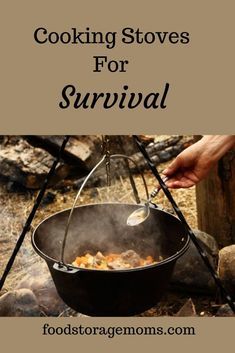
{"left": 32, "top": 203, "right": 189, "bottom": 316}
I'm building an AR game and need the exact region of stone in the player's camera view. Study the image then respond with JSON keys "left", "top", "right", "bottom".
{"left": 0, "top": 289, "right": 40, "bottom": 316}
{"left": 215, "top": 303, "right": 235, "bottom": 317}
{"left": 218, "top": 245, "right": 235, "bottom": 300}
{"left": 171, "top": 230, "right": 219, "bottom": 294}
{"left": 17, "top": 264, "right": 67, "bottom": 316}
{"left": 194, "top": 230, "right": 219, "bottom": 257}
{"left": 41, "top": 191, "right": 56, "bottom": 206}
{"left": 175, "top": 298, "right": 197, "bottom": 317}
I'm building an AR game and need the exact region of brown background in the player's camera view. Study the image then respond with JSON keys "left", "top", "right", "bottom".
{"left": 0, "top": 0, "right": 235, "bottom": 352}
{"left": 1, "top": 0, "right": 234, "bottom": 134}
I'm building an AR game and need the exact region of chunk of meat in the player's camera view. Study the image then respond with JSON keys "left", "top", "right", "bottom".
{"left": 93, "top": 251, "right": 105, "bottom": 265}
{"left": 120, "top": 250, "right": 141, "bottom": 267}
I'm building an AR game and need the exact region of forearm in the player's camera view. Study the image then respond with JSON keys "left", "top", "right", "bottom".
{"left": 163, "top": 135, "right": 235, "bottom": 188}
{"left": 197, "top": 135, "right": 235, "bottom": 163}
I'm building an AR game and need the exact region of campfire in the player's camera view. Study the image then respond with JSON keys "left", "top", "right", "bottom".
{"left": 0, "top": 135, "right": 235, "bottom": 317}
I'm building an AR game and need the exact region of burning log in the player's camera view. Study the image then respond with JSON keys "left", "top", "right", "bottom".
{"left": 23, "top": 135, "right": 101, "bottom": 170}
{"left": 128, "top": 136, "right": 194, "bottom": 172}
{"left": 80, "top": 135, "right": 194, "bottom": 187}
{"left": 0, "top": 137, "right": 88, "bottom": 189}
{"left": 0, "top": 135, "right": 194, "bottom": 189}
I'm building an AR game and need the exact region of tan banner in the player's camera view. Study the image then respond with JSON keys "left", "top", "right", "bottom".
{"left": 0, "top": 317, "right": 234, "bottom": 353}
{"left": 1, "top": 0, "right": 234, "bottom": 134}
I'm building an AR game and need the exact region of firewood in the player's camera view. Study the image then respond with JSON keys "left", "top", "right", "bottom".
{"left": 0, "top": 135, "right": 194, "bottom": 189}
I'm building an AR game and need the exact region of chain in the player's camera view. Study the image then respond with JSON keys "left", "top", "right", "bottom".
{"left": 102, "top": 135, "right": 111, "bottom": 186}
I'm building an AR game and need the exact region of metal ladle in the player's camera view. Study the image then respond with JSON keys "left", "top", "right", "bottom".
{"left": 127, "top": 177, "right": 168, "bottom": 226}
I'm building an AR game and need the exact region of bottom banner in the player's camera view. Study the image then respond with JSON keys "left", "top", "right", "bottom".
{"left": 0, "top": 317, "right": 233, "bottom": 353}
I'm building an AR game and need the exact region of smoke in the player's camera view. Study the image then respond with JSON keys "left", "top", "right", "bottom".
{"left": 33, "top": 204, "right": 186, "bottom": 266}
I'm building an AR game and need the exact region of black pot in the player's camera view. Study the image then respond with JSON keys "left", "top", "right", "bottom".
{"left": 32, "top": 203, "right": 189, "bottom": 316}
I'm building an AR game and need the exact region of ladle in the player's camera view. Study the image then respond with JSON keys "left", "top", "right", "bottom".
{"left": 127, "top": 177, "right": 168, "bottom": 226}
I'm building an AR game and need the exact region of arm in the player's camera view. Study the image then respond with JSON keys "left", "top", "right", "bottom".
{"left": 163, "top": 135, "right": 235, "bottom": 188}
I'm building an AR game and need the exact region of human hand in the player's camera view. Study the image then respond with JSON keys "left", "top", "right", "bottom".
{"left": 162, "top": 135, "right": 235, "bottom": 188}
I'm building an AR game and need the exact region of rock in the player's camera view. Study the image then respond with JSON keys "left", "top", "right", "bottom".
{"left": 215, "top": 303, "right": 235, "bottom": 317}
{"left": 218, "top": 245, "right": 235, "bottom": 300}
{"left": 17, "top": 264, "right": 67, "bottom": 316}
{"left": 0, "top": 289, "right": 40, "bottom": 316}
{"left": 41, "top": 191, "right": 56, "bottom": 206}
{"left": 194, "top": 230, "right": 219, "bottom": 257}
{"left": 6, "top": 180, "right": 29, "bottom": 193}
{"left": 171, "top": 230, "right": 219, "bottom": 294}
{"left": 175, "top": 298, "right": 197, "bottom": 317}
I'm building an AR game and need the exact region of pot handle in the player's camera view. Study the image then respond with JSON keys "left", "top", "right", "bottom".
{"left": 53, "top": 262, "right": 80, "bottom": 274}
{"left": 60, "top": 154, "right": 150, "bottom": 266}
